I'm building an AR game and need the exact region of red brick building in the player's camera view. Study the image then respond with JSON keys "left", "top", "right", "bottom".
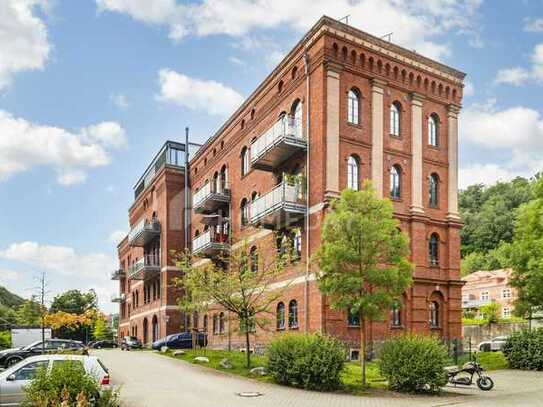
{"left": 114, "top": 16, "right": 465, "bottom": 354}
{"left": 112, "top": 141, "right": 186, "bottom": 344}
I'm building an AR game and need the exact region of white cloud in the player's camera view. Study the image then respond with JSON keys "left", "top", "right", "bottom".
{"left": 110, "top": 92, "right": 130, "bottom": 110}
{"left": 108, "top": 230, "right": 127, "bottom": 245}
{"left": 96, "top": 0, "right": 482, "bottom": 61}
{"left": 228, "top": 56, "right": 245, "bottom": 66}
{"left": 0, "top": 242, "right": 115, "bottom": 279}
{"left": 524, "top": 17, "right": 543, "bottom": 32}
{"left": 0, "top": 0, "right": 51, "bottom": 90}
{"left": 0, "top": 268, "right": 19, "bottom": 282}
{"left": 0, "top": 111, "right": 126, "bottom": 185}
{"left": 494, "top": 67, "right": 531, "bottom": 86}
{"left": 495, "top": 43, "right": 543, "bottom": 86}
{"left": 463, "top": 80, "right": 475, "bottom": 97}
{"left": 156, "top": 69, "right": 244, "bottom": 116}
{"left": 459, "top": 100, "right": 543, "bottom": 187}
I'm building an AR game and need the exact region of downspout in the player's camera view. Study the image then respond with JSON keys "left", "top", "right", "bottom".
{"left": 303, "top": 51, "right": 310, "bottom": 333}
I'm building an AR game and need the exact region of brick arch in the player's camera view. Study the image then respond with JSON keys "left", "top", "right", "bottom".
{"left": 360, "top": 52, "right": 366, "bottom": 67}
{"left": 431, "top": 80, "right": 436, "bottom": 94}
{"left": 351, "top": 50, "right": 357, "bottom": 64}
{"left": 424, "top": 78, "right": 429, "bottom": 90}
{"left": 332, "top": 42, "right": 339, "bottom": 58}
{"left": 438, "top": 83, "right": 443, "bottom": 96}
{"left": 393, "top": 65, "right": 399, "bottom": 80}
{"left": 377, "top": 59, "right": 383, "bottom": 73}
{"left": 452, "top": 88, "right": 457, "bottom": 101}
{"left": 401, "top": 69, "right": 407, "bottom": 82}
{"left": 384, "top": 63, "right": 391, "bottom": 76}
{"left": 416, "top": 75, "right": 422, "bottom": 88}
{"left": 445, "top": 85, "right": 450, "bottom": 99}
{"left": 408, "top": 72, "right": 414, "bottom": 85}
{"left": 341, "top": 46, "right": 348, "bottom": 61}
{"left": 368, "top": 56, "right": 374, "bottom": 70}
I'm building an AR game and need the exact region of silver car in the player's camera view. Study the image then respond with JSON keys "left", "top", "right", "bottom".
{"left": 0, "top": 355, "right": 110, "bottom": 406}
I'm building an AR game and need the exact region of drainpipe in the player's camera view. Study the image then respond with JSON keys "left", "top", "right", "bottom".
{"left": 303, "top": 51, "right": 310, "bottom": 333}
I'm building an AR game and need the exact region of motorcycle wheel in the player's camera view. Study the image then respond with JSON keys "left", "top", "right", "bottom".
{"left": 477, "top": 376, "right": 494, "bottom": 391}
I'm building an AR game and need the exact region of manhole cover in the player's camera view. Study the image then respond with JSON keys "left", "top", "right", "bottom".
{"left": 237, "top": 392, "right": 263, "bottom": 398}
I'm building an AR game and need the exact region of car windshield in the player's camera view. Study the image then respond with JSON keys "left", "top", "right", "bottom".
{"left": 22, "top": 341, "right": 42, "bottom": 351}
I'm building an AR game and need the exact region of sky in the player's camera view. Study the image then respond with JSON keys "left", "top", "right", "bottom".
{"left": 1, "top": 0, "right": 542, "bottom": 313}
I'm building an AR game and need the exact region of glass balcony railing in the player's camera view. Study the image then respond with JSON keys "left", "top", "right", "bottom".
{"left": 250, "top": 116, "right": 305, "bottom": 170}
{"left": 128, "top": 218, "right": 160, "bottom": 247}
{"left": 192, "top": 229, "right": 229, "bottom": 257}
{"left": 128, "top": 255, "right": 161, "bottom": 280}
{"left": 250, "top": 182, "right": 306, "bottom": 228}
{"left": 193, "top": 181, "right": 230, "bottom": 214}
{"left": 111, "top": 269, "right": 125, "bottom": 280}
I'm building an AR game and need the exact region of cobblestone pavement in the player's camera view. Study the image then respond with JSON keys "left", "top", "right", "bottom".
{"left": 94, "top": 349, "right": 543, "bottom": 407}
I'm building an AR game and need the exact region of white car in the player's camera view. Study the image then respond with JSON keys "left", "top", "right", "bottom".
{"left": 477, "top": 336, "right": 508, "bottom": 352}
{"left": 0, "top": 354, "right": 110, "bottom": 406}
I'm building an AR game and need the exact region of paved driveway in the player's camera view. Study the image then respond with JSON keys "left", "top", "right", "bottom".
{"left": 94, "top": 349, "right": 543, "bottom": 407}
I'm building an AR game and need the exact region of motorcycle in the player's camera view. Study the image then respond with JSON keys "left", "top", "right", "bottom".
{"left": 444, "top": 360, "right": 494, "bottom": 391}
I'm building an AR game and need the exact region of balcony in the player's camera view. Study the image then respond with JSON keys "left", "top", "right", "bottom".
{"left": 111, "top": 269, "right": 125, "bottom": 280}
{"left": 193, "top": 181, "right": 230, "bottom": 214}
{"left": 128, "top": 255, "right": 161, "bottom": 280}
{"left": 128, "top": 218, "right": 160, "bottom": 247}
{"left": 250, "top": 182, "right": 306, "bottom": 229}
{"left": 111, "top": 293, "right": 126, "bottom": 303}
{"left": 192, "top": 230, "right": 229, "bottom": 257}
{"left": 133, "top": 141, "right": 185, "bottom": 201}
{"left": 251, "top": 116, "right": 306, "bottom": 171}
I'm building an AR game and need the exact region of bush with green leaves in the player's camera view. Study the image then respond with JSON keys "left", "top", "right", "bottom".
{"left": 502, "top": 328, "right": 543, "bottom": 370}
{"left": 0, "top": 331, "right": 10, "bottom": 349}
{"left": 379, "top": 335, "right": 448, "bottom": 393}
{"left": 23, "top": 360, "right": 119, "bottom": 407}
{"left": 267, "top": 333, "right": 346, "bottom": 391}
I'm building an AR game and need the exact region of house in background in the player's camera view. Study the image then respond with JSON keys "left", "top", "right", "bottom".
{"left": 462, "top": 269, "right": 516, "bottom": 319}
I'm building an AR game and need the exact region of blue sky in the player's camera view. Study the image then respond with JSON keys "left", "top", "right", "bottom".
{"left": 1, "top": 0, "right": 542, "bottom": 313}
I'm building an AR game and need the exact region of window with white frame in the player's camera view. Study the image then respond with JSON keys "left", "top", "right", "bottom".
{"left": 390, "top": 102, "right": 401, "bottom": 136}
{"left": 428, "top": 114, "right": 439, "bottom": 146}
{"left": 502, "top": 288, "right": 512, "bottom": 299}
{"left": 480, "top": 291, "right": 489, "bottom": 301}
{"left": 347, "top": 89, "right": 360, "bottom": 125}
{"left": 502, "top": 306, "right": 511, "bottom": 318}
{"left": 347, "top": 155, "right": 359, "bottom": 190}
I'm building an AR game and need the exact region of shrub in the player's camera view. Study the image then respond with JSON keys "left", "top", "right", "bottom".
{"left": 267, "top": 333, "right": 346, "bottom": 391}
{"left": 23, "top": 360, "right": 120, "bottom": 407}
{"left": 502, "top": 328, "right": 543, "bottom": 370}
{"left": 379, "top": 335, "right": 448, "bottom": 393}
{"left": 0, "top": 331, "right": 10, "bottom": 349}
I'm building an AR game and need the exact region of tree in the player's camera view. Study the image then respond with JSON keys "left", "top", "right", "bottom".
{"left": 49, "top": 290, "right": 97, "bottom": 341}
{"left": 509, "top": 178, "right": 543, "bottom": 319}
{"left": 479, "top": 303, "right": 499, "bottom": 325}
{"left": 16, "top": 297, "right": 44, "bottom": 326}
{"left": 92, "top": 314, "right": 113, "bottom": 341}
{"left": 44, "top": 310, "right": 94, "bottom": 331}
{"left": 461, "top": 242, "right": 513, "bottom": 276}
{"left": 315, "top": 184, "right": 413, "bottom": 387}
{"left": 176, "top": 238, "right": 289, "bottom": 368}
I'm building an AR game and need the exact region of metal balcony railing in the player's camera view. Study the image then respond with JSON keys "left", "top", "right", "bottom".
{"left": 111, "top": 293, "right": 126, "bottom": 303}
{"left": 250, "top": 116, "right": 305, "bottom": 170}
{"left": 111, "top": 269, "right": 125, "bottom": 280}
{"left": 128, "top": 218, "right": 160, "bottom": 247}
{"left": 192, "top": 229, "right": 229, "bottom": 256}
{"left": 462, "top": 299, "right": 491, "bottom": 309}
{"left": 128, "top": 255, "right": 161, "bottom": 280}
{"left": 250, "top": 182, "right": 306, "bottom": 228}
{"left": 193, "top": 180, "right": 230, "bottom": 214}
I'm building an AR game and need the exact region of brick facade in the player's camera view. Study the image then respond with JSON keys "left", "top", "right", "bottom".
{"left": 114, "top": 16, "right": 465, "bottom": 352}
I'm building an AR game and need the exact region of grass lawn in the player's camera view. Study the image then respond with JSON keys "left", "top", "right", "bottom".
{"left": 454, "top": 351, "right": 509, "bottom": 371}
{"left": 158, "top": 348, "right": 386, "bottom": 394}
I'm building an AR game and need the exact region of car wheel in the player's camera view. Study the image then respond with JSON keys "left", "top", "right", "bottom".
{"left": 6, "top": 357, "right": 23, "bottom": 367}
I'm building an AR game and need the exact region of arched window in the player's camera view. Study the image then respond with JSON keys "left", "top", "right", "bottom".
{"left": 212, "top": 314, "right": 218, "bottom": 334}
{"left": 390, "top": 165, "right": 401, "bottom": 199}
{"left": 429, "top": 301, "right": 439, "bottom": 327}
{"left": 391, "top": 301, "right": 402, "bottom": 327}
{"left": 347, "top": 310, "right": 360, "bottom": 327}
{"left": 241, "top": 146, "right": 249, "bottom": 176}
{"left": 288, "top": 300, "right": 298, "bottom": 329}
{"left": 429, "top": 233, "right": 439, "bottom": 266}
{"left": 347, "top": 155, "right": 359, "bottom": 190}
{"left": 390, "top": 102, "right": 401, "bottom": 136}
{"left": 291, "top": 99, "right": 303, "bottom": 138}
{"left": 203, "top": 315, "right": 208, "bottom": 332}
{"left": 429, "top": 174, "right": 439, "bottom": 208}
{"left": 250, "top": 246, "right": 258, "bottom": 273}
{"left": 219, "top": 312, "right": 225, "bottom": 334}
{"left": 276, "top": 302, "right": 285, "bottom": 330}
{"left": 347, "top": 89, "right": 360, "bottom": 125}
{"left": 240, "top": 198, "right": 249, "bottom": 226}
{"left": 428, "top": 114, "right": 439, "bottom": 146}
{"left": 293, "top": 229, "right": 302, "bottom": 260}
{"left": 251, "top": 191, "right": 259, "bottom": 202}
{"left": 220, "top": 165, "right": 228, "bottom": 192}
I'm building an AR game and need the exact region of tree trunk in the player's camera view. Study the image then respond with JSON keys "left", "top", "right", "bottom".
{"left": 360, "top": 316, "right": 366, "bottom": 388}
{"left": 245, "top": 327, "right": 251, "bottom": 368}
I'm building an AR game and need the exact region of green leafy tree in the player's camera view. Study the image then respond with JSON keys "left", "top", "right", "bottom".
{"left": 16, "top": 297, "right": 44, "bottom": 326}
{"left": 461, "top": 242, "right": 513, "bottom": 276}
{"left": 49, "top": 290, "right": 97, "bottom": 341}
{"left": 479, "top": 302, "right": 500, "bottom": 325}
{"left": 315, "top": 184, "right": 413, "bottom": 387}
{"left": 92, "top": 315, "right": 113, "bottom": 341}
{"left": 509, "top": 178, "right": 543, "bottom": 318}
{"left": 176, "top": 239, "right": 289, "bottom": 368}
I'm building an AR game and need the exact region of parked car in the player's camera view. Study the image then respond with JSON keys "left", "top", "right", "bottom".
{"left": 477, "top": 336, "right": 508, "bottom": 352}
{"left": 0, "top": 354, "right": 110, "bottom": 406}
{"left": 0, "top": 339, "right": 86, "bottom": 368}
{"left": 151, "top": 332, "right": 207, "bottom": 350}
{"left": 91, "top": 340, "right": 118, "bottom": 349}
{"left": 120, "top": 336, "right": 142, "bottom": 351}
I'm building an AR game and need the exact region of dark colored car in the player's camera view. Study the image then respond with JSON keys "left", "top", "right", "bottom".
{"left": 151, "top": 332, "right": 208, "bottom": 350}
{"left": 120, "top": 336, "right": 142, "bottom": 351}
{"left": 91, "top": 340, "right": 118, "bottom": 349}
{"left": 0, "top": 339, "right": 85, "bottom": 368}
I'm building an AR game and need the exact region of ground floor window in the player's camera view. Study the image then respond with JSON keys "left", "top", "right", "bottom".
{"left": 288, "top": 300, "right": 298, "bottom": 329}
{"left": 276, "top": 302, "right": 285, "bottom": 330}
{"left": 429, "top": 301, "right": 439, "bottom": 327}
